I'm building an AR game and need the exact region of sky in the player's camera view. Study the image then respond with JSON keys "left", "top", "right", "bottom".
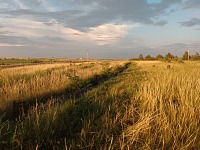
{"left": 0, "top": 0, "right": 200, "bottom": 59}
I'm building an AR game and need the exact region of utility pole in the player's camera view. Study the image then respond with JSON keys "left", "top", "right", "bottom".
{"left": 188, "top": 50, "right": 190, "bottom": 61}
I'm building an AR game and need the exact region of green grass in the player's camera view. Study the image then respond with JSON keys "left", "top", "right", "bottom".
{"left": 0, "top": 58, "right": 97, "bottom": 65}
{"left": 0, "top": 58, "right": 57, "bottom": 65}
{"left": 0, "top": 59, "right": 35, "bottom": 65}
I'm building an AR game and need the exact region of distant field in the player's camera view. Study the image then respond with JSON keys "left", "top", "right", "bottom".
{"left": 0, "top": 58, "right": 91, "bottom": 66}
{"left": 0, "top": 58, "right": 53, "bottom": 66}
{"left": 0, "top": 58, "right": 96, "bottom": 70}
{"left": 0, "top": 59, "right": 34, "bottom": 64}
{"left": 0, "top": 60, "right": 199, "bottom": 149}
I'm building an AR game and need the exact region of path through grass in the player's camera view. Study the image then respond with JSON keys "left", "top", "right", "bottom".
{"left": 0, "top": 62, "right": 142, "bottom": 149}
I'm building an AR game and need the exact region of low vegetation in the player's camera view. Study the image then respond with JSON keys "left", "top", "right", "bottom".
{"left": 0, "top": 60, "right": 199, "bottom": 149}
{"left": 0, "top": 61, "right": 126, "bottom": 112}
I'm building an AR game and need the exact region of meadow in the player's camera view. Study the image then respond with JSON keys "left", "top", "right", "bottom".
{"left": 0, "top": 60, "right": 126, "bottom": 114}
{"left": 0, "top": 60, "right": 199, "bottom": 149}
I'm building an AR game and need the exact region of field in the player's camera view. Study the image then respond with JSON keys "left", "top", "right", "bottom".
{"left": 0, "top": 58, "right": 90, "bottom": 69}
{"left": 0, "top": 60, "right": 199, "bottom": 149}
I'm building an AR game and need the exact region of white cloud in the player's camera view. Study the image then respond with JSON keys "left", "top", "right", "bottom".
{"left": 53, "top": 23, "right": 139, "bottom": 46}
{"left": 87, "top": 23, "right": 139, "bottom": 45}
{"left": 0, "top": 15, "right": 139, "bottom": 46}
{"left": 0, "top": 2, "right": 9, "bottom": 9}
{"left": 1, "top": 17, "right": 48, "bottom": 37}
{"left": 14, "top": 0, "right": 28, "bottom": 9}
{"left": 0, "top": 43, "right": 24, "bottom": 47}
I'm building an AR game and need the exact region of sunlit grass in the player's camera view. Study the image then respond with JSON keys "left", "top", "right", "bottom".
{"left": 0, "top": 60, "right": 199, "bottom": 149}
{"left": 122, "top": 61, "right": 200, "bottom": 149}
{"left": 0, "top": 61, "right": 126, "bottom": 110}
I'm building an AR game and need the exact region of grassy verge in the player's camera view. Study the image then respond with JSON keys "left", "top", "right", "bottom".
{"left": 0, "top": 62, "right": 141, "bottom": 149}
{"left": 0, "top": 62, "right": 109, "bottom": 112}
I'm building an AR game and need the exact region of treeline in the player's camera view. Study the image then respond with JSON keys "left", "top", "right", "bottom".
{"left": 134, "top": 51, "right": 200, "bottom": 61}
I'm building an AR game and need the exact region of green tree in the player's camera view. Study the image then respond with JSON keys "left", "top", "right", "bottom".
{"left": 165, "top": 52, "right": 174, "bottom": 60}
{"left": 191, "top": 52, "right": 200, "bottom": 60}
{"left": 173, "top": 56, "right": 179, "bottom": 61}
{"left": 145, "top": 55, "right": 154, "bottom": 60}
{"left": 138, "top": 54, "right": 144, "bottom": 60}
{"left": 182, "top": 51, "right": 189, "bottom": 60}
{"left": 155, "top": 54, "right": 163, "bottom": 60}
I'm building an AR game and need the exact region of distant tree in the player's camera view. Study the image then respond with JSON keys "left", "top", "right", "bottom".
{"left": 155, "top": 54, "right": 163, "bottom": 60}
{"left": 138, "top": 54, "right": 144, "bottom": 60}
{"left": 191, "top": 52, "right": 200, "bottom": 60}
{"left": 173, "top": 56, "right": 179, "bottom": 61}
{"left": 182, "top": 51, "right": 189, "bottom": 60}
{"left": 165, "top": 53, "right": 174, "bottom": 60}
{"left": 195, "top": 52, "right": 200, "bottom": 60}
{"left": 164, "top": 52, "right": 174, "bottom": 62}
{"left": 145, "top": 55, "right": 154, "bottom": 60}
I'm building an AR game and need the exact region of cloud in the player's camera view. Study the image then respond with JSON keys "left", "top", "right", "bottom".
{"left": 0, "top": 0, "right": 184, "bottom": 31}
{"left": 183, "top": 0, "right": 200, "bottom": 9}
{"left": 0, "top": 43, "right": 24, "bottom": 47}
{"left": 87, "top": 23, "right": 139, "bottom": 45}
{"left": 151, "top": 42, "right": 200, "bottom": 52}
{"left": 0, "top": 17, "right": 74, "bottom": 47}
{"left": 0, "top": 14, "right": 137, "bottom": 47}
{"left": 0, "top": 0, "right": 28, "bottom": 10}
{"left": 1, "top": 0, "right": 199, "bottom": 58}
{"left": 27, "top": 0, "right": 42, "bottom": 7}
{"left": 180, "top": 18, "right": 200, "bottom": 27}
{"left": 152, "top": 20, "right": 168, "bottom": 26}
{"left": 162, "top": 43, "right": 188, "bottom": 49}
{"left": 0, "top": 35, "right": 30, "bottom": 44}
{"left": 2, "top": 9, "right": 83, "bottom": 23}
{"left": 68, "top": 0, "right": 176, "bottom": 29}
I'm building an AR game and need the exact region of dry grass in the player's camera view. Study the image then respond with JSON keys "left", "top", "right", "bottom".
{"left": 121, "top": 61, "right": 200, "bottom": 149}
{"left": 0, "top": 61, "right": 126, "bottom": 110}
{"left": 9, "top": 61, "right": 137, "bottom": 149}
{"left": 0, "top": 60, "right": 199, "bottom": 149}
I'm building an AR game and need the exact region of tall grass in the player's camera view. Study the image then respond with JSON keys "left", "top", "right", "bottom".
{"left": 0, "top": 61, "right": 125, "bottom": 110}
{"left": 122, "top": 61, "right": 200, "bottom": 149}
{"left": 0, "top": 61, "right": 199, "bottom": 149}
{"left": 8, "top": 62, "right": 140, "bottom": 149}
{"left": 0, "top": 62, "right": 136, "bottom": 149}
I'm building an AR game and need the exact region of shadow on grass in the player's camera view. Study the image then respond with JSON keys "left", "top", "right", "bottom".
{"left": 0, "top": 62, "right": 143, "bottom": 149}
{"left": 0, "top": 62, "right": 131, "bottom": 121}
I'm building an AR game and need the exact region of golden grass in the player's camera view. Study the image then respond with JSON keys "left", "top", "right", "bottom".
{"left": 1, "top": 60, "right": 199, "bottom": 149}
{"left": 0, "top": 61, "right": 126, "bottom": 110}
{"left": 121, "top": 61, "right": 200, "bottom": 149}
